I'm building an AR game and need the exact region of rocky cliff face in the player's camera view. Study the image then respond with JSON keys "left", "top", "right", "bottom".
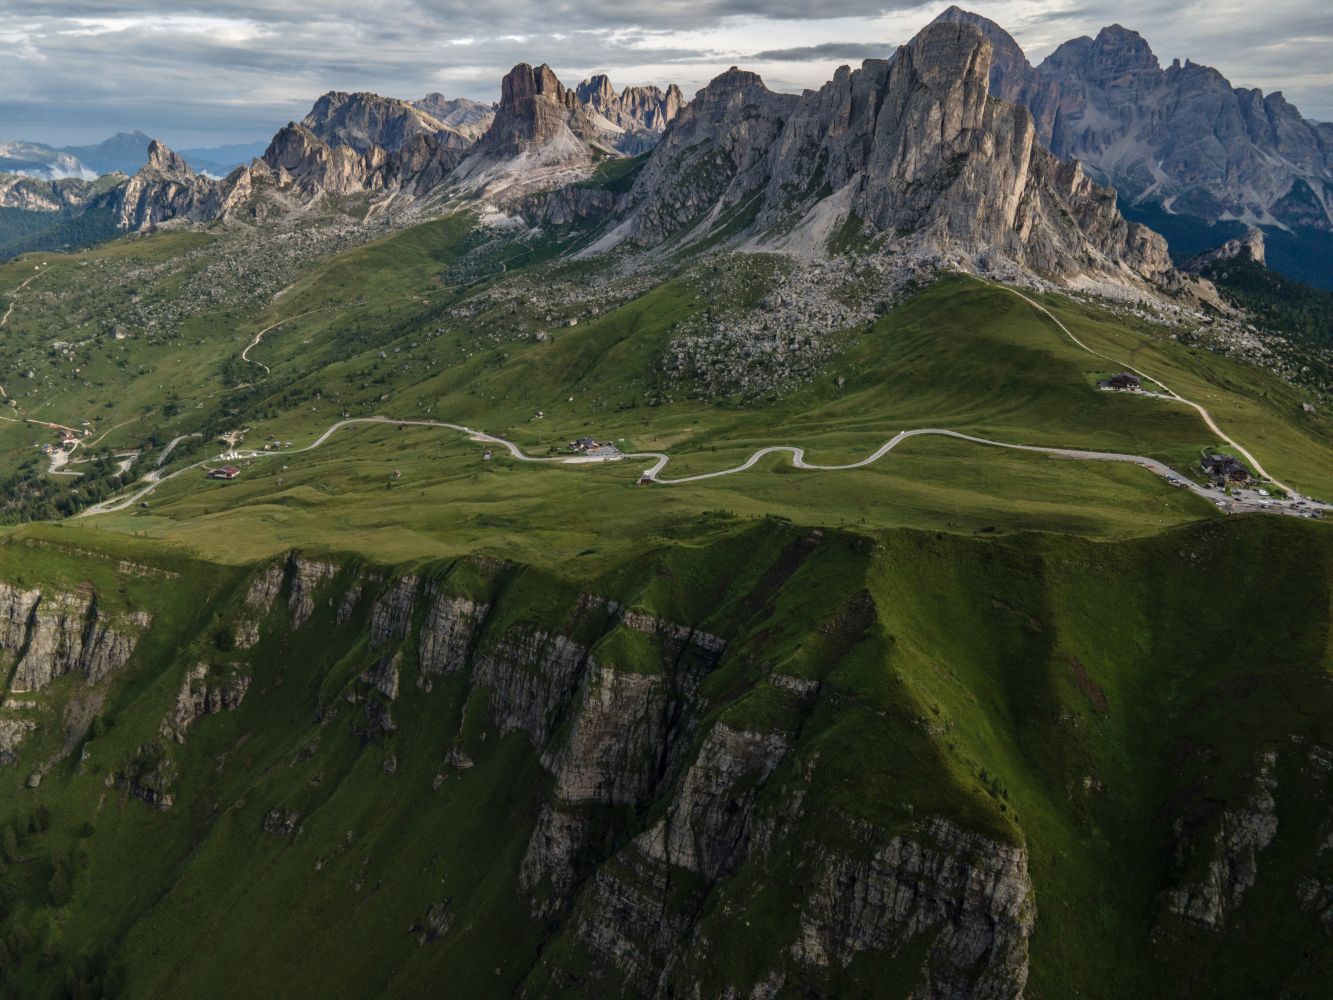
{"left": 287, "top": 555, "right": 338, "bottom": 630}
{"left": 0, "top": 581, "right": 150, "bottom": 694}
{"left": 233, "top": 560, "right": 1021, "bottom": 997}
{"left": 933, "top": 6, "right": 1333, "bottom": 233}
{"left": 454, "top": 64, "right": 687, "bottom": 200}
{"left": 417, "top": 588, "right": 488, "bottom": 679}
{"left": 302, "top": 91, "right": 464, "bottom": 152}
{"left": 602, "top": 67, "right": 798, "bottom": 249}
{"left": 602, "top": 22, "right": 1172, "bottom": 287}
{"left": 5, "top": 525, "right": 1328, "bottom": 997}
{"left": 791, "top": 816, "right": 1033, "bottom": 996}
{"left": 0, "top": 174, "right": 104, "bottom": 213}
{"left": 0, "top": 580, "right": 150, "bottom": 762}
{"left": 115, "top": 140, "right": 221, "bottom": 229}
{"left": 471, "top": 63, "right": 595, "bottom": 162}
{"left": 1165, "top": 750, "right": 1281, "bottom": 930}
{"left": 1185, "top": 228, "right": 1267, "bottom": 272}
{"left": 161, "top": 662, "right": 250, "bottom": 743}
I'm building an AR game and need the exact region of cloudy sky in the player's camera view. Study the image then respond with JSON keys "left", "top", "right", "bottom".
{"left": 4, "top": 0, "right": 1331, "bottom": 148}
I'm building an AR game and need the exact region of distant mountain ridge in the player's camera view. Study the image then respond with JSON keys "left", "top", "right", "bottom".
{"left": 2, "top": 16, "right": 1287, "bottom": 299}
{"left": 932, "top": 7, "right": 1333, "bottom": 239}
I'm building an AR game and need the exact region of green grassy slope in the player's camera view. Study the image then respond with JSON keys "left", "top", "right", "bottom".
{"left": 3, "top": 215, "right": 1330, "bottom": 546}
{"left": 0, "top": 518, "right": 1327, "bottom": 997}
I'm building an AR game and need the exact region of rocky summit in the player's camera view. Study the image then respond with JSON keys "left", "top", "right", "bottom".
{"left": 933, "top": 6, "right": 1333, "bottom": 234}
{"left": 592, "top": 22, "right": 1174, "bottom": 290}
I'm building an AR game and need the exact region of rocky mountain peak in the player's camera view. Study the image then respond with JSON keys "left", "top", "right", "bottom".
{"left": 898, "top": 19, "right": 992, "bottom": 100}
{"left": 930, "top": 6, "right": 1032, "bottom": 100}
{"left": 1186, "top": 228, "right": 1267, "bottom": 271}
{"left": 576, "top": 74, "right": 617, "bottom": 109}
{"left": 412, "top": 94, "right": 495, "bottom": 141}
{"left": 262, "top": 122, "right": 327, "bottom": 171}
{"left": 935, "top": 10, "right": 1333, "bottom": 255}
{"left": 602, "top": 19, "right": 1174, "bottom": 288}
{"left": 144, "top": 140, "right": 193, "bottom": 177}
{"left": 1086, "top": 24, "right": 1161, "bottom": 79}
{"left": 501, "top": 63, "right": 576, "bottom": 110}
{"left": 301, "top": 90, "right": 451, "bottom": 152}
{"left": 690, "top": 67, "right": 774, "bottom": 113}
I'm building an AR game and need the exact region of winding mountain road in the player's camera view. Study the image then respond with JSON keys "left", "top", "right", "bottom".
{"left": 241, "top": 308, "right": 332, "bottom": 373}
{"left": 991, "top": 282, "right": 1291, "bottom": 492}
{"left": 76, "top": 415, "right": 1326, "bottom": 521}
{"left": 73, "top": 275, "right": 1322, "bottom": 521}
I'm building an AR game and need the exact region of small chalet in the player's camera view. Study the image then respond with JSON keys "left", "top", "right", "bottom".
{"left": 1099, "top": 372, "right": 1142, "bottom": 391}
{"left": 206, "top": 465, "right": 241, "bottom": 480}
{"left": 1201, "top": 453, "right": 1249, "bottom": 483}
{"left": 571, "top": 437, "right": 601, "bottom": 453}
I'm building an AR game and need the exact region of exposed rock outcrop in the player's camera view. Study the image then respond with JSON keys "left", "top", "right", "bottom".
{"left": 245, "top": 563, "right": 285, "bottom": 610}
{"left": 418, "top": 589, "right": 488, "bottom": 677}
{"left": 0, "top": 174, "right": 102, "bottom": 213}
{"left": 358, "top": 652, "right": 402, "bottom": 737}
{"left": 473, "top": 626, "right": 591, "bottom": 745}
{"left": 473, "top": 63, "right": 593, "bottom": 161}
{"left": 1185, "top": 228, "right": 1267, "bottom": 272}
{"left": 413, "top": 94, "right": 496, "bottom": 141}
{"left": 1167, "top": 750, "right": 1280, "bottom": 930}
{"left": 575, "top": 76, "right": 685, "bottom": 153}
{"left": 636, "top": 722, "right": 790, "bottom": 881}
{"left": 161, "top": 662, "right": 251, "bottom": 743}
{"left": 369, "top": 575, "right": 418, "bottom": 648}
{"left": 0, "top": 717, "right": 36, "bottom": 765}
{"left": 288, "top": 556, "right": 337, "bottom": 630}
{"left": 548, "top": 663, "right": 668, "bottom": 805}
{"left": 1, "top": 583, "right": 149, "bottom": 693}
{"left": 302, "top": 91, "right": 462, "bottom": 152}
{"left": 792, "top": 816, "right": 1034, "bottom": 996}
{"left": 116, "top": 141, "right": 221, "bottom": 229}
{"left": 116, "top": 741, "right": 178, "bottom": 810}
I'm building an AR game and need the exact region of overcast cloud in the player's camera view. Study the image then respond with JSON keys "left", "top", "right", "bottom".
{"left": 3, "top": 1, "right": 1330, "bottom": 147}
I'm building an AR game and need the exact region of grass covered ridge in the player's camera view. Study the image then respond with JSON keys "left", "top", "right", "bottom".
{"left": 0, "top": 516, "right": 1327, "bottom": 997}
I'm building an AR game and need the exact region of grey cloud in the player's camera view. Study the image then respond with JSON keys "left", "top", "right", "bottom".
{"left": 3, "top": 1, "right": 1330, "bottom": 146}
{"left": 752, "top": 42, "right": 895, "bottom": 62}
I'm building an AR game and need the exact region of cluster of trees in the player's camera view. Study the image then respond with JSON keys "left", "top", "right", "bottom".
{"left": 0, "top": 203, "right": 120, "bottom": 261}
{"left": 1204, "top": 257, "right": 1333, "bottom": 345}
{"left": 0, "top": 452, "right": 129, "bottom": 524}
{"left": 1203, "top": 257, "right": 1333, "bottom": 392}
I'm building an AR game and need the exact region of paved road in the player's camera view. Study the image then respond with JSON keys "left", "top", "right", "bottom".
{"left": 992, "top": 283, "right": 1293, "bottom": 493}
{"left": 77, "top": 416, "right": 573, "bottom": 515}
{"left": 76, "top": 415, "right": 1330, "bottom": 521}
{"left": 156, "top": 433, "right": 201, "bottom": 467}
{"left": 72, "top": 276, "right": 1328, "bottom": 522}
{"left": 634, "top": 427, "right": 1326, "bottom": 518}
